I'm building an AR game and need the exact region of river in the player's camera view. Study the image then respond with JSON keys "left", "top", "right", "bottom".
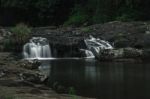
{"left": 39, "top": 59, "right": 150, "bottom": 99}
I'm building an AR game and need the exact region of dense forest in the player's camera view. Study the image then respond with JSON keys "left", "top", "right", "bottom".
{"left": 0, "top": 0, "right": 150, "bottom": 26}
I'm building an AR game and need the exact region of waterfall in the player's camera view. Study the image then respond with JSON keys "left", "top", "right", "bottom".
{"left": 23, "top": 37, "right": 52, "bottom": 59}
{"left": 84, "top": 35, "right": 113, "bottom": 57}
{"left": 23, "top": 36, "right": 113, "bottom": 59}
{"left": 85, "top": 50, "right": 95, "bottom": 58}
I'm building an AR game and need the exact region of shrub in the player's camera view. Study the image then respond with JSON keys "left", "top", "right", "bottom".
{"left": 11, "top": 23, "right": 31, "bottom": 44}
{"left": 10, "top": 23, "right": 31, "bottom": 51}
{"left": 92, "top": 14, "right": 111, "bottom": 23}
{"left": 64, "top": 5, "right": 88, "bottom": 26}
{"left": 80, "top": 27, "right": 92, "bottom": 33}
{"left": 64, "top": 13, "right": 88, "bottom": 26}
{"left": 115, "top": 7, "right": 139, "bottom": 22}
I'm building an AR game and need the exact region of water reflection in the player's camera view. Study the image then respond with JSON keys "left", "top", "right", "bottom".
{"left": 39, "top": 59, "right": 150, "bottom": 99}
{"left": 39, "top": 61, "right": 51, "bottom": 81}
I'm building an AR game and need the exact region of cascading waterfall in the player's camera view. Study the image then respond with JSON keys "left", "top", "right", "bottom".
{"left": 84, "top": 35, "right": 113, "bottom": 57}
{"left": 23, "top": 37, "right": 52, "bottom": 59}
{"left": 23, "top": 36, "right": 112, "bottom": 60}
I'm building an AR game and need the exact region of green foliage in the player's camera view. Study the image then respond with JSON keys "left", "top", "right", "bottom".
{"left": 68, "top": 87, "right": 77, "bottom": 99}
{"left": 3, "top": 96, "right": 16, "bottom": 99}
{"left": 0, "top": 92, "right": 16, "bottom": 99}
{"left": 115, "top": 7, "right": 140, "bottom": 21}
{"left": 3, "top": 39, "right": 13, "bottom": 51}
{"left": 1, "top": 0, "right": 150, "bottom": 26}
{"left": 81, "top": 27, "right": 92, "bottom": 33}
{"left": 64, "top": 5, "right": 88, "bottom": 26}
{"left": 116, "top": 14, "right": 133, "bottom": 22}
{"left": 64, "top": 13, "right": 88, "bottom": 26}
{"left": 68, "top": 87, "right": 76, "bottom": 95}
{"left": 92, "top": 14, "right": 111, "bottom": 23}
{"left": 11, "top": 23, "right": 31, "bottom": 44}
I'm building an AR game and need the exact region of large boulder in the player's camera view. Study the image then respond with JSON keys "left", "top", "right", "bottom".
{"left": 123, "top": 47, "right": 143, "bottom": 58}
{"left": 19, "top": 72, "right": 47, "bottom": 83}
{"left": 98, "top": 48, "right": 143, "bottom": 61}
{"left": 18, "top": 60, "right": 41, "bottom": 70}
{"left": 17, "top": 60, "right": 48, "bottom": 83}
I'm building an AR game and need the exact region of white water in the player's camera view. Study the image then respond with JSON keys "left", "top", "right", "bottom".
{"left": 23, "top": 37, "right": 52, "bottom": 59}
{"left": 84, "top": 35, "right": 113, "bottom": 57}
{"left": 23, "top": 36, "right": 113, "bottom": 60}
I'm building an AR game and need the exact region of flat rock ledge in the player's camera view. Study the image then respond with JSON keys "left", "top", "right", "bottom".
{"left": 97, "top": 47, "right": 150, "bottom": 62}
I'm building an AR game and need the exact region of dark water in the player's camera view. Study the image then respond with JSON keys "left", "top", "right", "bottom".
{"left": 40, "top": 59, "right": 150, "bottom": 99}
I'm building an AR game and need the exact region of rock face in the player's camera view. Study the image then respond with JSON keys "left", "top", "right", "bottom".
{"left": 19, "top": 60, "right": 41, "bottom": 70}
{"left": 98, "top": 48, "right": 143, "bottom": 61}
{"left": 31, "top": 21, "right": 150, "bottom": 49}
{"left": 0, "top": 53, "right": 48, "bottom": 83}
{"left": 0, "top": 28, "right": 13, "bottom": 51}
{"left": 17, "top": 60, "right": 48, "bottom": 83}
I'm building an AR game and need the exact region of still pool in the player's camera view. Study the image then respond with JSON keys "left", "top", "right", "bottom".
{"left": 39, "top": 59, "right": 150, "bottom": 99}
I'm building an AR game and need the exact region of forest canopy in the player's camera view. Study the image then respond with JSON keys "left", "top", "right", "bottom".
{"left": 0, "top": 0, "right": 150, "bottom": 26}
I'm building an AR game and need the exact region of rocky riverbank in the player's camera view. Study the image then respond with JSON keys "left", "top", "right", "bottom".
{"left": 0, "top": 53, "right": 95, "bottom": 99}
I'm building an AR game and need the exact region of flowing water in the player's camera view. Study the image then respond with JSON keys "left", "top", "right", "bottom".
{"left": 39, "top": 59, "right": 150, "bottom": 99}
{"left": 23, "top": 37, "right": 52, "bottom": 59}
{"left": 84, "top": 35, "right": 113, "bottom": 57}
{"left": 23, "top": 36, "right": 113, "bottom": 59}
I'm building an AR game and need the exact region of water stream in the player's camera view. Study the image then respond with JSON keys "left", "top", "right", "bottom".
{"left": 23, "top": 37, "right": 52, "bottom": 59}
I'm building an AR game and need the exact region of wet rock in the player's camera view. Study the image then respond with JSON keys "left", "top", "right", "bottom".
{"left": 20, "top": 72, "right": 47, "bottom": 83}
{"left": 18, "top": 60, "right": 41, "bottom": 70}
{"left": 98, "top": 48, "right": 143, "bottom": 61}
{"left": 114, "top": 38, "right": 131, "bottom": 48}
{"left": 98, "top": 49, "right": 123, "bottom": 61}
{"left": 123, "top": 47, "right": 143, "bottom": 58}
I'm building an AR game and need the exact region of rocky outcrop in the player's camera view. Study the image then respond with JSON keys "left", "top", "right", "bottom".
{"left": 0, "top": 28, "right": 12, "bottom": 51}
{"left": 0, "top": 53, "right": 48, "bottom": 83}
{"left": 31, "top": 21, "right": 150, "bottom": 49}
{"left": 19, "top": 60, "right": 41, "bottom": 70}
{"left": 98, "top": 47, "right": 143, "bottom": 62}
{"left": 17, "top": 60, "right": 48, "bottom": 83}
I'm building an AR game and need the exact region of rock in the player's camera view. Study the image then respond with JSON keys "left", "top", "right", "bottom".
{"left": 98, "top": 49, "right": 123, "bottom": 61}
{"left": 18, "top": 60, "right": 41, "bottom": 70}
{"left": 123, "top": 47, "right": 143, "bottom": 58}
{"left": 20, "top": 72, "right": 47, "bottom": 83}
{"left": 114, "top": 38, "right": 131, "bottom": 48}
{"left": 98, "top": 48, "right": 143, "bottom": 61}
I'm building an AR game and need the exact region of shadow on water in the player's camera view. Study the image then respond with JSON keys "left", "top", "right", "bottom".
{"left": 39, "top": 59, "right": 150, "bottom": 99}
